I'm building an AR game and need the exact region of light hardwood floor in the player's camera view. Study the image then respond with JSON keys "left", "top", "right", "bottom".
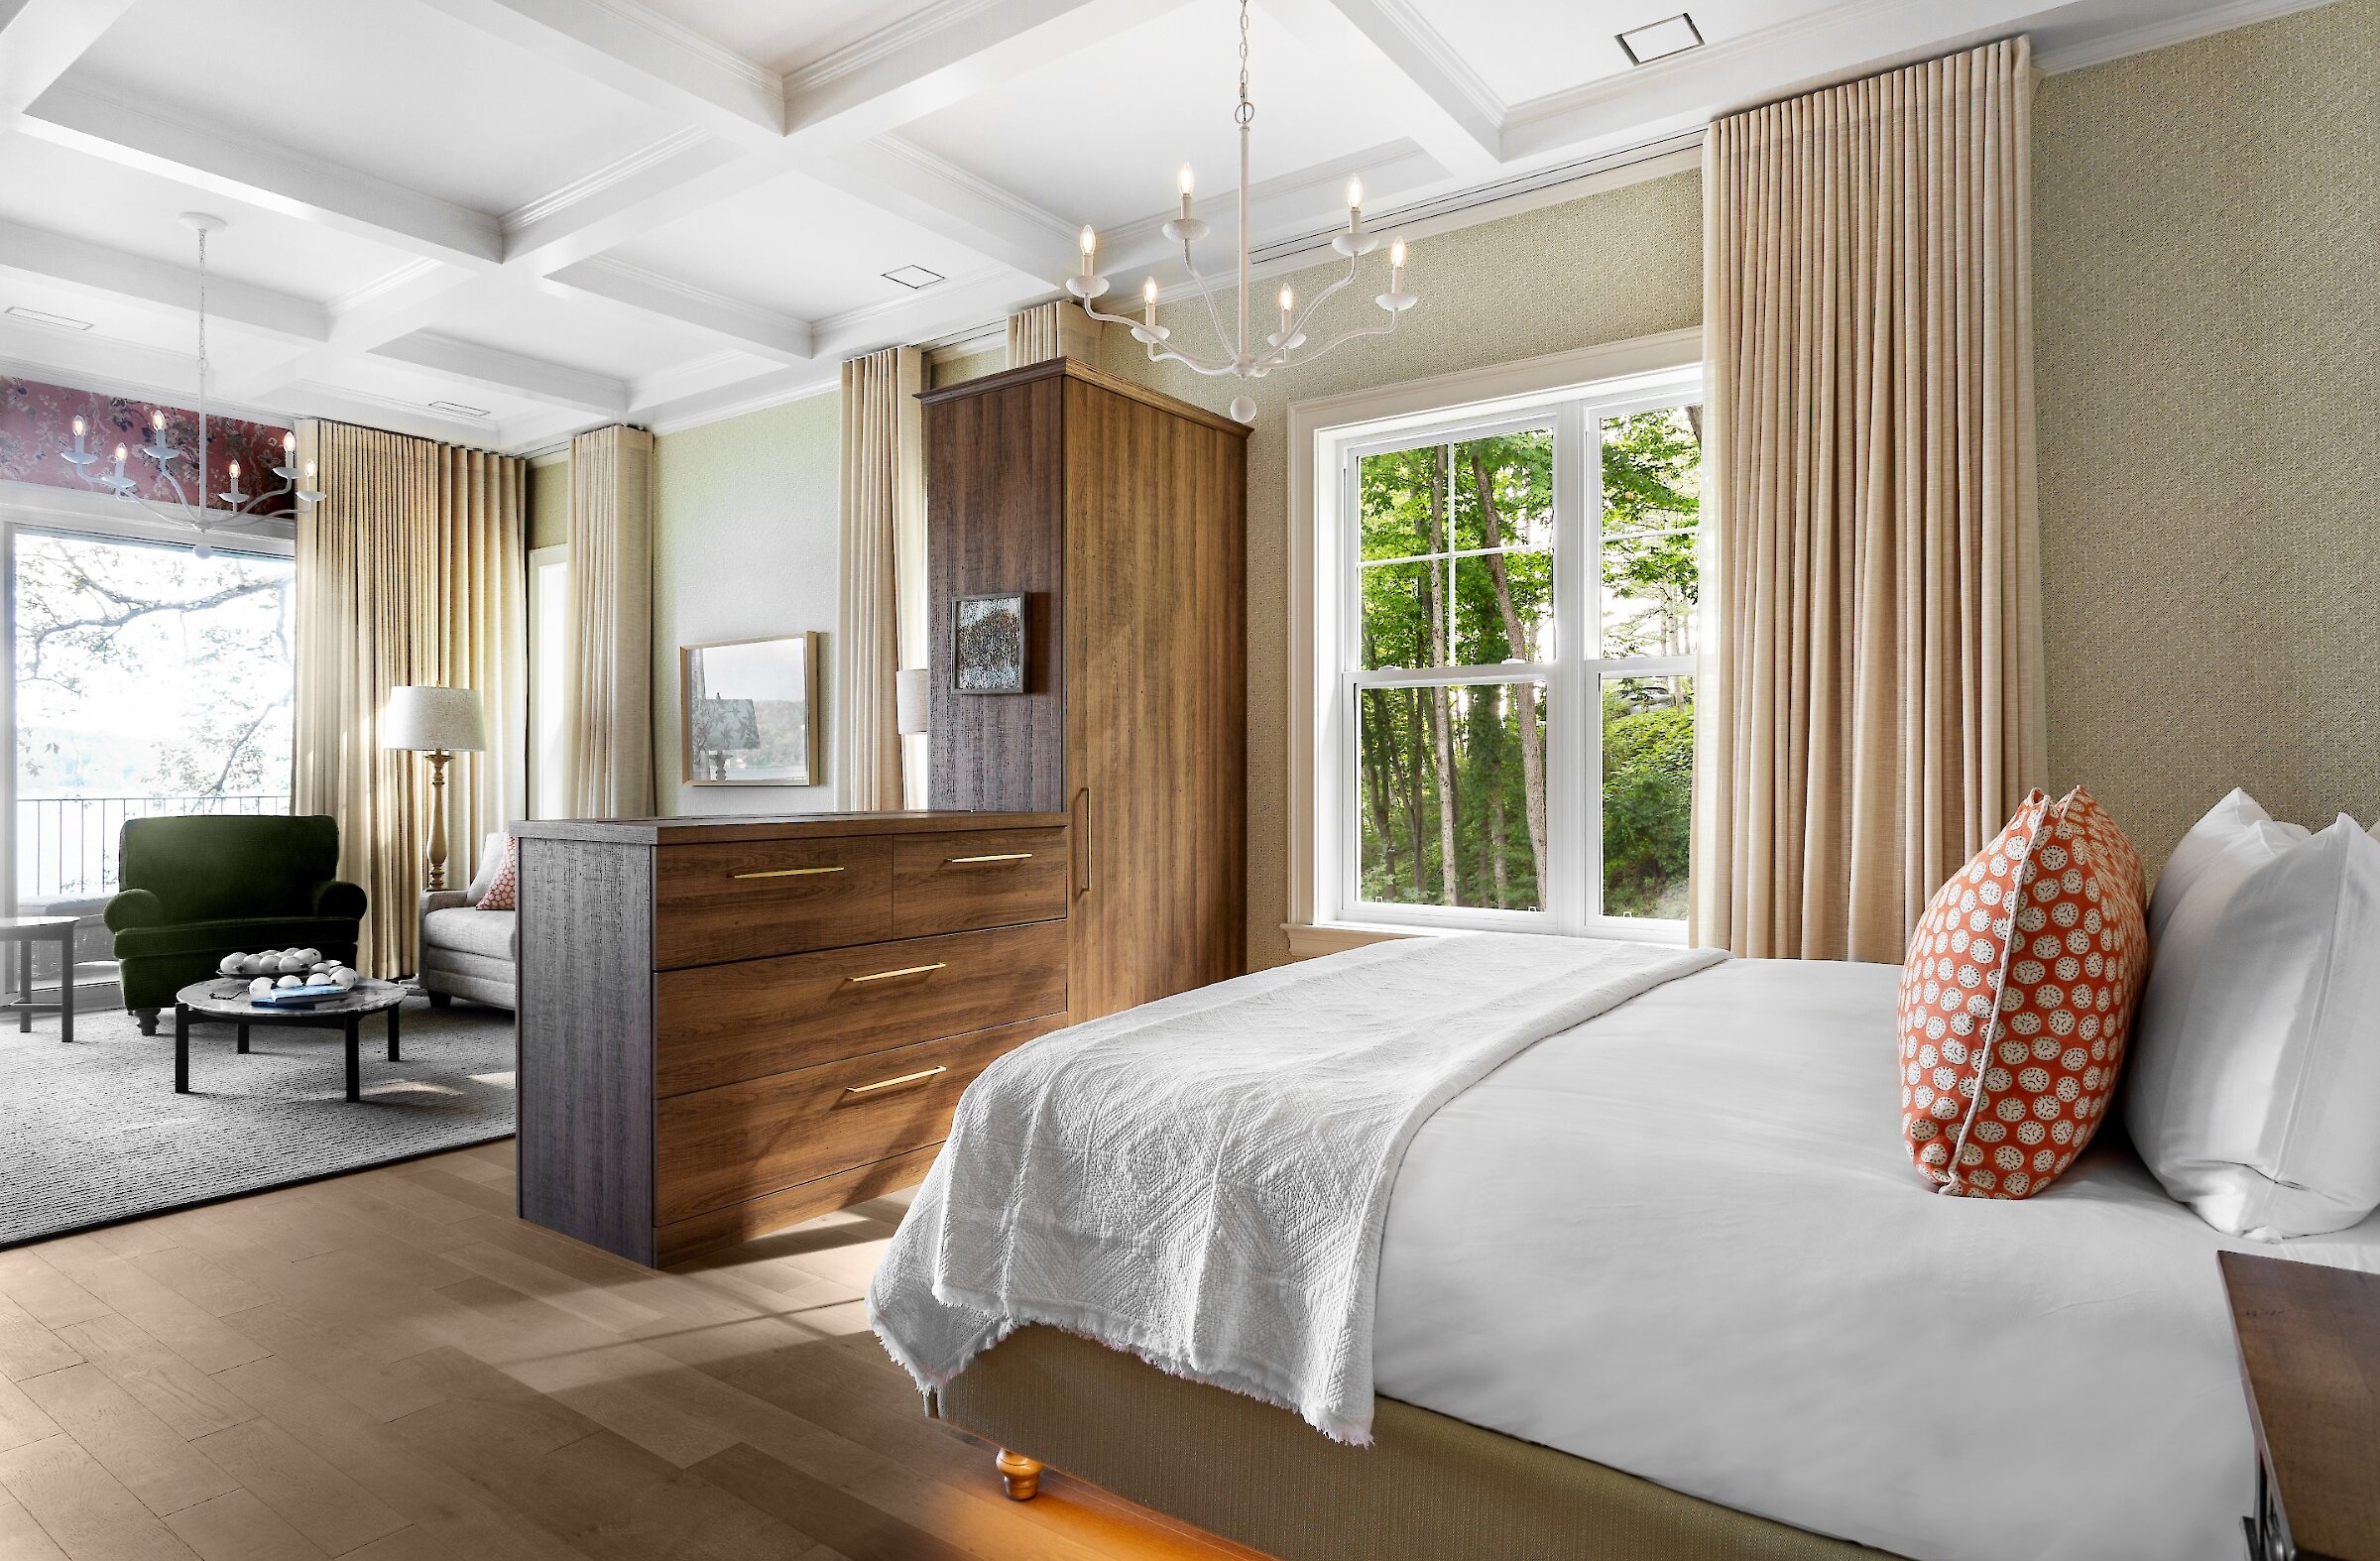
{"left": 0, "top": 1141, "right": 1263, "bottom": 1561}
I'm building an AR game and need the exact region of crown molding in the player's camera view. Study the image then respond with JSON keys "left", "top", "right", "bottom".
{"left": 871, "top": 134, "right": 1078, "bottom": 243}
{"left": 566, "top": 0, "right": 781, "bottom": 97}
{"left": 502, "top": 126, "right": 713, "bottom": 233}
{"left": 2034, "top": 0, "right": 2338, "bottom": 73}
{"left": 325, "top": 257, "right": 447, "bottom": 318}
{"left": 1360, "top": 0, "right": 1506, "bottom": 129}
{"left": 780, "top": 0, "right": 1010, "bottom": 97}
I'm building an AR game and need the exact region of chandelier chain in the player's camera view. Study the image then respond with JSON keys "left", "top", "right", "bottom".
{"left": 1236, "top": 0, "right": 1251, "bottom": 125}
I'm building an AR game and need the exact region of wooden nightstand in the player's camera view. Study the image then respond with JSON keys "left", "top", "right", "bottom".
{"left": 2219, "top": 1251, "right": 2380, "bottom": 1561}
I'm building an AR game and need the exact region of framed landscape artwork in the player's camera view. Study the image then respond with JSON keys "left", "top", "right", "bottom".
{"left": 954, "top": 592, "right": 1026, "bottom": 694}
{"left": 680, "top": 632, "right": 820, "bottom": 785}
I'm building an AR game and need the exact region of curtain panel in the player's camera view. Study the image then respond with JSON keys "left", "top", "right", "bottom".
{"left": 563, "top": 424, "right": 655, "bottom": 819}
{"left": 1691, "top": 36, "right": 2047, "bottom": 961}
{"left": 838, "top": 346, "right": 926, "bottom": 810}
{"left": 293, "top": 421, "right": 527, "bottom": 976}
{"left": 1006, "top": 302, "right": 1065, "bottom": 367}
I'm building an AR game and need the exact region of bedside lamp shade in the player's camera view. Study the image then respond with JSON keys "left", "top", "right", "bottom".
{"left": 895, "top": 667, "right": 930, "bottom": 737}
{"left": 382, "top": 685, "right": 486, "bottom": 753}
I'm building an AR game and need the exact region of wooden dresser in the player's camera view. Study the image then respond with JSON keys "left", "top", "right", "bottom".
{"left": 513, "top": 811, "right": 1070, "bottom": 1266}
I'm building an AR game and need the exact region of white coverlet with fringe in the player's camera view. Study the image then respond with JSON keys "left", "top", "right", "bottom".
{"left": 868, "top": 932, "right": 1728, "bottom": 1442}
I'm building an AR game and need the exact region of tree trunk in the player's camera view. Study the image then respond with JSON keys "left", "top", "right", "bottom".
{"left": 1483, "top": 687, "right": 1511, "bottom": 907}
{"left": 1468, "top": 453, "right": 1549, "bottom": 886}
{"left": 1422, "top": 448, "right": 1461, "bottom": 903}
{"left": 1401, "top": 693, "right": 1429, "bottom": 897}
{"left": 1358, "top": 678, "right": 1399, "bottom": 891}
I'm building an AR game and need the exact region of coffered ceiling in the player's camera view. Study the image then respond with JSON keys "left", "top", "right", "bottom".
{"left": 0, "top": 0, "right": 2332, "bottom": 455}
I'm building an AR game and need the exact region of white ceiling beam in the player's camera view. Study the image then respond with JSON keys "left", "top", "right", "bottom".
{"left": 537, "top": 259, "right": 815, "bottom": 365}
{"left": 814, "top": 138, "right": 1078, "bottom": 279}
{"left": 0, "top": 220, "right": 328, "bottom": 343}
{"left": 369, "top": 332, "right": 630, "bottom": 418}
{"left": 0, "top": 0, "right": 137, "bottom": 120}
{"left": 1265, "top": 0, "right": 1503, "bottom": 180}
{"left": 782, "top": 0, "right": 1181, "bottom": 145}
{"left": 19, "top": 84, "right": 504, "bottom": 270}
{"left": 407, "top": 0, "right": 784, "bottom": 149}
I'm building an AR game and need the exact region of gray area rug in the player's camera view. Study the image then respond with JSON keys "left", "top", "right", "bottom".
{"left": 0, "top": 993, "right": 516, "bottom": 1247}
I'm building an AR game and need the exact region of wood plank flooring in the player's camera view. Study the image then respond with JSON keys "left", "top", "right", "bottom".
{"left": 0, "top": 1141, "right": 1263, "bottom": 1561}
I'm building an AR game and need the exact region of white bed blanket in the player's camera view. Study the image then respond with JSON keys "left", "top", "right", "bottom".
{"left": 1374, "top": 957, "right": 2380, "bottom": 1561}
{"left": 869, "top": 932, "right": 1726, "bottom": 1441}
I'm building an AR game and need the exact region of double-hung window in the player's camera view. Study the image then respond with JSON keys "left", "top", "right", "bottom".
{"left": 1311, "top": 358, "right": 1704, "bottom": 939}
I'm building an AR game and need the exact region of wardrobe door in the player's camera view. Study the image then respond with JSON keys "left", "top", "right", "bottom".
{"left": 1063, "top": 378, "right": 1247, "bottom": 1021}
{"left": 925, "top": 373, "right": 1066, "bottom": 814}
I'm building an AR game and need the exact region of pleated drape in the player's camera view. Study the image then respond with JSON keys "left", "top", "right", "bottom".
{"left": 293, "top": 421, "right": 526, "bottom": 976}
{"left": 563, "top": 424, "right": 654, "bottom": 819}
{"left": 838, "top": 347, "right": 925, "bottom": 811}
{"left": 1691, "top": 37, "right": 2047, "bottom": 961}
{"left": 1005, "top": 302, "right": 1064, "bottom": 366}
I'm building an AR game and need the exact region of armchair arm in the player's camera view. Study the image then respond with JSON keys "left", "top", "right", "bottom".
{"left": 420, "top": 889, "right": 472, "bottom": 916}
{"left": 310, "top": 879, "right": 368, "bottom": 920}
{"left": 103, "top": 888, "right": 166, "bottom": 932}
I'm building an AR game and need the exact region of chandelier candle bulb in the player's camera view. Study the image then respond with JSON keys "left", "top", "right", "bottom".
{"left": 1178, "top": 165, "right": 1195, "bottom": 219}
{"left": 1078, "top": 225, "right": 1096, "bottom": 279}
{"left": 1279, "top": 285, "right": 1293, "bottom": 336}
{"left": 1391, "top": 238, "right": 1406, "bottom": 291}
{"left": 1143, "top": 276, "right": 1158, "bottom": 325}
{"left": 1347, "top": 178, "right": 1363, "bottom": 231}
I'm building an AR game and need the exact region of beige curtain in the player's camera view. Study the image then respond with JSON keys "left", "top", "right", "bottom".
{"left": 1691, "top": 37, "right": 2047, "bottom": 961}
{"left": 1006, "top": 301, "right": 1100, "bottom": 368}
{"left": 838, "top": 346, "right": 925, "bottom": 810}
{"left": 563, "top": 424, "right": 654, "bottom": 818}
{"left": 294, "top": 421, "right": 526, "bottom": 976}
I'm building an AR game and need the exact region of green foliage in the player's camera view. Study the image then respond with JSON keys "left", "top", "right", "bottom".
{"left": 1352, "top": 409, "right": 1702, "bottom": 920}
{"left": 1602, "top": 688, "right": 1695, "bottom": 919}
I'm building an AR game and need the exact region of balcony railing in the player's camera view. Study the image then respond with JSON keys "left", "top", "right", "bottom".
{"left": 17, "top": 793, "right": 291, "bottom": 906}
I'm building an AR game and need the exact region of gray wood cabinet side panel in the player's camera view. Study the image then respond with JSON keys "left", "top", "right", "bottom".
{"left": 517, "top": 835, "right": 656, "bottom": 1263}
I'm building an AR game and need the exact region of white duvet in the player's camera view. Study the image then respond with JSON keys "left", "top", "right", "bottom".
{"left": 1373, "top": 956, "right": 2380, "bottom": 1561}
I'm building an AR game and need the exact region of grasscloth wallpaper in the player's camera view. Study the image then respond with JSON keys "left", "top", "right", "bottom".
{"left": 2034, "top": 0, "right": 2380, "bottom": 873}
{"left": 1104, "top": 166, "right": 1707, "bottom": 968}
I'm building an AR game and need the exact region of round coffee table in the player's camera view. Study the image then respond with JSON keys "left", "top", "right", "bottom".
{"left": 173, "top": 978, "right": 409, "bottom": 1102}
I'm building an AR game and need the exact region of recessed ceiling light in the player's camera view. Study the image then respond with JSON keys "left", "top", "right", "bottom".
{"left": 882, "top": 265, "right": 945, "bottom": 291}
{"left": 6, "top": 304, "right": 95, "bottom": 332}
{"left": 1617, "top": 12, "right": 1703, "bottom": 64}
{"left": 428, "top": 399, "right": 492, "bottom": 419}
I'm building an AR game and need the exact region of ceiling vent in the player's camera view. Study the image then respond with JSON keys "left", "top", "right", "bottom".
{"left": 6, "top": 304, "right": 95, "bottom": 332}
{"left": 1617, "top": 13, "right": 1703, "bottom": 64}
{"left": 882, "top": 265, "right": 945, "bottom": 291}
{"left": 428, "top": 399, "right": 492, "bottom": 419}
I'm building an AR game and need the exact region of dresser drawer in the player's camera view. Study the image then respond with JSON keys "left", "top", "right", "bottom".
{"left": 654, "top": 919, "right": 1068, "bottom": 1097}
{"left": 653, "top": 835, "right": 892, "bottom": 967}
{"left": 890, "top": 827, "right": 1069, "bottom": 938}
{"left": 654, "top": 1018, "right": 1053, "bottom": 1224}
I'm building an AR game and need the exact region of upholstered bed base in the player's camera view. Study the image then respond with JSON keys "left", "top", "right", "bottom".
{"left": 932, "top": 1327, "right": 1901, "bottom": 1561}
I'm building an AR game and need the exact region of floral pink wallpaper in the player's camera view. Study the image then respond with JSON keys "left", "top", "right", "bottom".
{"left": 0, "top": 375, "right": 293, "bottom": 508}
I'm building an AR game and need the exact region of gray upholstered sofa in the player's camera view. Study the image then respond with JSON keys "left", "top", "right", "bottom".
{"left": 417, "top": 832, "right": 515, "bottom": 1010}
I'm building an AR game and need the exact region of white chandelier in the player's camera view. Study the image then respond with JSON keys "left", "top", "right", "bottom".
{"left": 60, "top": 212, "right": 322, "bottom": 557}
{"left": 1066, "top": 0, "right": 1416, "bottom": 423}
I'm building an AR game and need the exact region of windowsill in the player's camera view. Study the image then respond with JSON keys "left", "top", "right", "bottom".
{"left": 1282, "top": 916, "right": 1689, "bottom": 960}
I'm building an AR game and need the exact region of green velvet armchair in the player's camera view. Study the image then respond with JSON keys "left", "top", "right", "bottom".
{"left": 104, "top": 814, "right": 367, "bottom": 1033}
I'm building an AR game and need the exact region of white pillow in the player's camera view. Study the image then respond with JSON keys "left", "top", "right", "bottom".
{"left": 463, "top": 832, "right": 507, "bottom": 903}
{"left": 2124, "top": 790, "right": 2380, "bottom": 1238}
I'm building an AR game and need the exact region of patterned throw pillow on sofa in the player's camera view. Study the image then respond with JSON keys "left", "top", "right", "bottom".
{"left": 1898, "top": 787, "right": 2148, "bottom": 1199}
{"left": 476, "top": 836, "right": 519, "bottom": 911}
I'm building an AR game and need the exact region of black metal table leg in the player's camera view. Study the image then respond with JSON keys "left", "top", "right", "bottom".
{"left": 387, "top": 1002, "right": 401, "bottom": 1061}
{"left": 56, "top": 926, "right": 71, "bottom": 1043}
{"left": 17, "top": 942, "right": 29, "bottom": 1034}
{"left": 236, "top": 1022, "right": 250, "bottom": 1054}
{"left": 344, "top": 1015, "right": 361, "bottom": 1102}
{"left": 175, "top": 1004, "right": 190, "bottom": 1093}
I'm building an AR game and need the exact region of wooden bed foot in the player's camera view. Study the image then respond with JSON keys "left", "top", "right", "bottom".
{"left": 995, "top": 1449, "right": 1042, "bottom": 1501}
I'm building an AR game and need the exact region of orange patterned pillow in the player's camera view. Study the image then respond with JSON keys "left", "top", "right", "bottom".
{"left": 1898, "top": 787, "right": 2148, "bottom": 1199}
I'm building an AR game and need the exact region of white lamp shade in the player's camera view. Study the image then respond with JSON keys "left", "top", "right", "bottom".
{"left": 895, "top": 667, "right": 930, "bottom": 737}
{"left": 382, "top": 685, "right": 487, "bottom": 752}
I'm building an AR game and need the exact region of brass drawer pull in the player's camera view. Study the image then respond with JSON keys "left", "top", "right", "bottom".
{"left": 947, "top": 852, "right": 1032, "bottom": 865}
{"left": 731, "top": 865, "right": 845, "bottom": 880}
{"left": 844, "top": 1064, "right": 948, "bottom": 1096}
{"left": 847, "top": 962, "right": 947, "bottom": 984}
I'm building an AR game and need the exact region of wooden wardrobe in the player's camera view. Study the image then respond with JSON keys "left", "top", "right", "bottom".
{"left": 922, "top": 357, "right": 1248, "bottom": 1021}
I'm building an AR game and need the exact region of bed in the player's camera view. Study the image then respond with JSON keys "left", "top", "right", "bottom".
{"left": 879, "top": 950, "right": 2380, "bottom": 1561}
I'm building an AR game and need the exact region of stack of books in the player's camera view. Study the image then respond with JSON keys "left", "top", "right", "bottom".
{"left": 251, "top": 985, "right": 350, "bottom": 1010}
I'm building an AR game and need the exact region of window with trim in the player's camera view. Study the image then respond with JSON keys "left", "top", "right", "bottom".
{"left": 1328, "top": 371, "right": 1702, "bottom": 936}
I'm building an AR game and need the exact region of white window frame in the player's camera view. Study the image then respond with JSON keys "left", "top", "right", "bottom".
{"left": 1284, "top": 327, "right": 1705, "bottom": 952}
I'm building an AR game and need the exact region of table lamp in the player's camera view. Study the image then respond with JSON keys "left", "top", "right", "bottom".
{"left": 382, "top": 685, "right": 486, "bottom": 889}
